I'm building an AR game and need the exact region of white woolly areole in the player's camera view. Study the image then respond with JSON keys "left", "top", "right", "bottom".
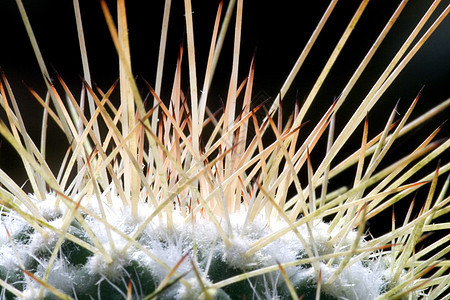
{"left": 32, "top": 193, "right": 64, "bottom": 221}
{"left": 320, "top": 262, "right": 385, "bottom": 300}
{"left": 29, "top": 218, "right": 64, "bottom": 255}
{"left": 85, "top": 246, "right": 132, "bottom": 280}
{"left": 177, "top": 277, "right": 213, "bottom": 300}
{"left": 35, "top": 258, "right": 77, "bottom": 296}
{"left": 223, "top": 237, "right": 251, "bottom": 268}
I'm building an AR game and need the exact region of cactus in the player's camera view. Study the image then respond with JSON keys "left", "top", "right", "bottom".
{"left": 0, "top": 1, "right": 449, "bottom": 299}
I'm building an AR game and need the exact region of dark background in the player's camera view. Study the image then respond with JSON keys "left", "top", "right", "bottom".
{"left": 0, "top": 1, "right": 449, "bottom": 234}
{"left": 1, "top": 1, "right": 449, "bottom": 111}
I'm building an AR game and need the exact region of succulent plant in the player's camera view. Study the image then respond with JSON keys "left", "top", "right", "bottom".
{"left": 0, "top": 1, "right": 449, "bottom": 299}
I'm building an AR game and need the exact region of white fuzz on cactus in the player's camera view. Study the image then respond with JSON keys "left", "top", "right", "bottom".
{"left": 0, "top": 195, "right": 393, "bottom": 299}
{"left": 0, "top": 1, "right": 449, "bottom": 299}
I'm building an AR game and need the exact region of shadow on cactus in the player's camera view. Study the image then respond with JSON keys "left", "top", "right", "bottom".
{"left": 0, "top": 0, "right": 449, "bottom": 299}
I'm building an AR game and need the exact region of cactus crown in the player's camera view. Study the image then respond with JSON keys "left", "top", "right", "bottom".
{"left": 0, "top": 1, "right": 449, "bottom": 299}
